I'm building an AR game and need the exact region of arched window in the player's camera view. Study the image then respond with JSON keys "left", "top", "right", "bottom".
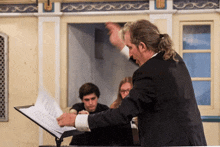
{"left": 0, "top": 32, "right": 8, "bottom": 122}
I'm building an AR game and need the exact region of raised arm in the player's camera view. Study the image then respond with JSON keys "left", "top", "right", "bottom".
{"left": 105, "top": 22, "right": 125, "bottom": 51}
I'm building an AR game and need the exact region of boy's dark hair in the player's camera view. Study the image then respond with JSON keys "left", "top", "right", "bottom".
{"left": 79, "top": 83, "right": 100, "bottom": 100}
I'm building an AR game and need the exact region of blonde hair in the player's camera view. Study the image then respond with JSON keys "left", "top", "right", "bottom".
{"left": 110, "top": 77, "right": 133, "bottom": 109}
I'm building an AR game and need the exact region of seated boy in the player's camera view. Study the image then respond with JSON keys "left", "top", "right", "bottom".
{"left": 69, "top": 82, "right": 133, "bottom": 146}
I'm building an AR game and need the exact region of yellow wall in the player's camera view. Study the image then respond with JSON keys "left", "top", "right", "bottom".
{"left": 42, "top": 22, "right": 56, "bottom": 97}
{"left": 0, "top": 17, "right": 39, "bottom": 146}
{"left": 154, "top": 19, "right": 167, "bottom": 34}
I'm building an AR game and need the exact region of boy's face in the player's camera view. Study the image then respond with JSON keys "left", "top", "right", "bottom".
{"left": 82, "top": 93, "right": 98, "bottom": 112}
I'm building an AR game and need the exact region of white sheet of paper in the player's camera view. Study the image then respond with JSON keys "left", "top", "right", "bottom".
{"left": 20, "top": 88, "right": 76, "bottom": 138}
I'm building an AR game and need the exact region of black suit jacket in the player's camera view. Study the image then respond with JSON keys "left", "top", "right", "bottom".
{"left": 88, "top": 52, "right": 207, "bottom": 146}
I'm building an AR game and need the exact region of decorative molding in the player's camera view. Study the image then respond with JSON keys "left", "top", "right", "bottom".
{"left": 38, "top": 16, "right": 61, "bottom": 145}
{"left": 1, "top": 1, "right": 220, "bottom": 14}
{"left": 173, "top": 0, "right": 219, "bottom": 10}
{"left": 0, "top": 4, "right": 37, "bottom": 13}
{"left": 61, "top": 1, "right": 149, "bottom": 12}
{"left": 176, "top": 9, "right": 218, "bottom": 14}
{"left": 0, "top": 13, "right": 36, "bottom": 17}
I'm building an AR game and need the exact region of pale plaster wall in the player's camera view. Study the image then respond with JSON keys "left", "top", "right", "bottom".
{"left": 154, "top": 19, "right": 167, "bottom": 34}
{"left": 0, "top": 17, "right": 39, "bottom": 147}
{"left": 42, "top": 22, "right": 56, "bottom": 98}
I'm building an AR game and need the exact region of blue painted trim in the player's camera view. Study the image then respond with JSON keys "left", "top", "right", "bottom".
{"left": 201, "top": 116, "right": 220, "bottom": 122}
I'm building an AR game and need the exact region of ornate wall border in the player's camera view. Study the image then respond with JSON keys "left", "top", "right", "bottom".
{"left": 61, "top": 1, "right": 149, "bottom": 12}
{"left": 173, "top": 0, "right": 219, "bottom": 10}
{"left": 0, "top": 1, "right": 150, "bottom": 13}
{"left": 0, "top": 4, "right": 37, "bottom": 13}
{"left": 1, "top": 1, "right": 220, "bottom": 14}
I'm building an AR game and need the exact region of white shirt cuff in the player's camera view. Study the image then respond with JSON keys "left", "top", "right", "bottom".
{"left": 75, "top": 114, "right": 91, "bottom": 132}
{"left": 120, "top": 46, "right": 130, "bottom": 59}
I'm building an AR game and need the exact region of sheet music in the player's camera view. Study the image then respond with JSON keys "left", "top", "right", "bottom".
{"left": 19, "top": 88, "right": 76, "bottom": 138}
{"left": 35, "top": 88, "right": 63, "bottom": 118}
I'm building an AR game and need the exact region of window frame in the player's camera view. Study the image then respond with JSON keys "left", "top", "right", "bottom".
{"left": 0, "top": 32, "right": 9, "bottom": 122}
{"left": 180, "top": 21, "right": 214, "bottom": 110}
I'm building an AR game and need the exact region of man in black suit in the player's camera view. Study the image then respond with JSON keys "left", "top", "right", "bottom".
{"left": 57, "top": 19, "right": 207, "bottom": 146}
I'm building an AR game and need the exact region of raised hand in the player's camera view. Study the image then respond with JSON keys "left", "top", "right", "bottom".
{"left": 105, "top": 22, "right": 125, "bottom": 50}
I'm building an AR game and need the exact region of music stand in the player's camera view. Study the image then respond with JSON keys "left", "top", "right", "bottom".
{"left": 14, "top": 105, "right": 83, "bottom": 147}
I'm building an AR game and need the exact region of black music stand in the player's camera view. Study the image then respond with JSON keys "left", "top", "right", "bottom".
{"left": 14, "top": 105, "right": 83, "bottom": 147}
